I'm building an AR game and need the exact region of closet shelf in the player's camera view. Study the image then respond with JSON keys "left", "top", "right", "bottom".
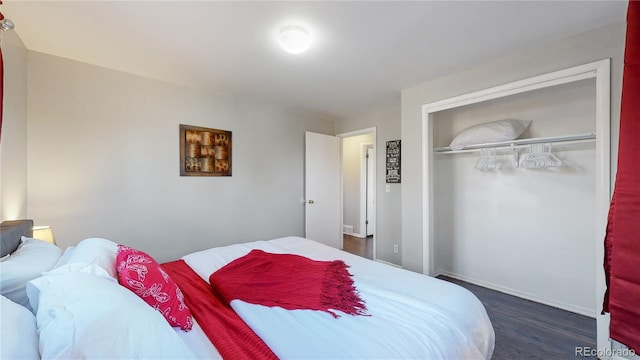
{"left": 434, "top": 133, "right": 596, "bottom": 154}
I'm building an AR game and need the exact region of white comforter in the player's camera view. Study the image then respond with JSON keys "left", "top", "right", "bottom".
{"left": 183, "top": 236, "right": 495, "bottom": 359}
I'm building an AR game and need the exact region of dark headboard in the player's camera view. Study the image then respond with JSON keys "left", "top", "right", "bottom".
{"left": 0, "top": 219, "right": 34, "bottom": 257}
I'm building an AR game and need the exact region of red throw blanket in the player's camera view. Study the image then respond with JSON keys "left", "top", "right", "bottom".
{"left": 162, "top": 260, "right": 278, "bottom": 360}
{"left": 209, "top": 249, "right": 367, "bottom": 318}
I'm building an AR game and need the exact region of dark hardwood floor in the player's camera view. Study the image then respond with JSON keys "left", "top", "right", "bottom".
{"left": 342, "top": 234, "right": 373, "bottom": 260}
{"left": 341, "top": 236, "right": 595, "bottom": 358}
{"left": 439, "top": 276, "right": 597, "bottom": 359}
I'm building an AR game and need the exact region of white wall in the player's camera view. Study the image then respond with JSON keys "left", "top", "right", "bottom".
{"left": 26, "top": 52, "right": 334, "bottom": 262}
{"left": 336, "top": 97, "right": 402, "bottom": 264}
{"left": 342, "top": 133, "right": 373, "bottom": 236}
{"left": 433, "top": 79, "right": 597, "bottom": 315}
{"left": 401, "top": 21, "right": 625, "bottom": 273}
{"left": 0, "top": 31, "right": 28, "bottom": 221}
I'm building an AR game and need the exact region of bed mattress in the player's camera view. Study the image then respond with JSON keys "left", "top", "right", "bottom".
{"left": 182, "top": 236, "right": 495, "bottom": 359}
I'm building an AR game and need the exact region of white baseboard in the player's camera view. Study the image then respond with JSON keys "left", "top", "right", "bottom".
{"left": 611, "top": 340, "right": 640, "bottom": 359}
{"left": 435, "top": 271, "right": 595, "bottom": 318}
{"left": 375, "top": 259, "right": 402, "bottom": 268}
{"left": 342, "top": 231, "right": 366, "bottom": 239}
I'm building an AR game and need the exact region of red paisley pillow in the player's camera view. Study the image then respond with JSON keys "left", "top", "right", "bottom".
{"left": 116, "top": 245, "right": 193, "bottom": 331}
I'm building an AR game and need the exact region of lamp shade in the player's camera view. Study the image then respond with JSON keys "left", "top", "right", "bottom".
{"left": 32, "top": 226, "right": 55, "bottom": 244}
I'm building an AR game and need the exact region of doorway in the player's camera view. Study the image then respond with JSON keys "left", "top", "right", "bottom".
{"left": 338, "top": 128, "right": 376, "bottom": 260}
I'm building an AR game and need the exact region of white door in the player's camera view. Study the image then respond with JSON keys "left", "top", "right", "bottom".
{"left": 366, "top": 147, "right": 375, "bottom": 236}
{"left": 305, "top": 131, "right": 341, "bottom": 249}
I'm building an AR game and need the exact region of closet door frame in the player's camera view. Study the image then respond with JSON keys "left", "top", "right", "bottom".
{"left": 421, "top": 59, "right": 611, "bottom": 354}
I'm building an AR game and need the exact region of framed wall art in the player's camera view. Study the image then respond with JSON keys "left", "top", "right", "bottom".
{"left": 386, "top": 140, "right": 401, "bottom": 183}
{"left": 180, "top": 124, "right": 232, "bottom": 176}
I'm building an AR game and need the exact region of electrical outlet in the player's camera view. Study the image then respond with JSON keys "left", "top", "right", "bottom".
{"left": 386, "top": 184, "right": 391, "bottom": 192}
{"left": 393, "top": 244, "right": 399, "bottom": 253}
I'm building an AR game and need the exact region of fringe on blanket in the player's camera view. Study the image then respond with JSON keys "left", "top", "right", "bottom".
{"left": 321, "top": 260, "right": 368, "bottom": 318}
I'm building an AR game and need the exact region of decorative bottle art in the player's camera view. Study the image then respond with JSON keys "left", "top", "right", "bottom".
{"left": 180, "top": 124, "right": 232, "bottom": 176}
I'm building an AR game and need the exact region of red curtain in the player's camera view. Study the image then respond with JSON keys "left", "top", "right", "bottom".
{"left": 603, "top": 0, "right": 640, "bottom": 353}
{"left": 0, "top": 5, "right": 4, "bottom": 142}
{"left": 0, "top": 45, "right": 4, "bottom": 142}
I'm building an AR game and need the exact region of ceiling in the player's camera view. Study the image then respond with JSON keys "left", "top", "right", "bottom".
{"left": 2, "top": 1, "right": 628, "bottom": 120}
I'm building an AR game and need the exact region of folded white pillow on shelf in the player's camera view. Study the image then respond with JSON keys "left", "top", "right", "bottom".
{"left": 449, "top": 119, "right": 531, "bottom": 150}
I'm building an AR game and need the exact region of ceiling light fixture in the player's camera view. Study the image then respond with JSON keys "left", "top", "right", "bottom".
{"left": 278, "top": 25, "right": 311, "bottom": 55}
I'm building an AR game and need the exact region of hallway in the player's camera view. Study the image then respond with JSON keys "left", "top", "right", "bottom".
{"left": 342, "top": 234, "right": 373, "bottom": 260}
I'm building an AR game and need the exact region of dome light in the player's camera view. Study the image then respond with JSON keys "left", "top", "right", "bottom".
{"left": 278, "top": 25, "right": 311, "bottom": 55}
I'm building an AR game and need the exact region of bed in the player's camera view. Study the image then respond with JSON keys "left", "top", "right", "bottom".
{"left": 0, "top": 219, "right": 495, "bottom": 359}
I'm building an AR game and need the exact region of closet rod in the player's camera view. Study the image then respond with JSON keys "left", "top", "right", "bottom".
{"left": 434, "top": 133, "right": 596, "bottom": 154}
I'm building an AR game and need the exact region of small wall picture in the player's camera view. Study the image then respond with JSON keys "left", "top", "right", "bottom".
{"left": 386, "top": 140, "right": 401, "bottom": 183}
{"left": 180, "top": 124, "right": 232, "bottom": 176}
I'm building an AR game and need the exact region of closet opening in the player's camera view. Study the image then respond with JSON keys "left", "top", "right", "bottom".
{"left": 421, "top": 60, "right": 611, "bottom": 352}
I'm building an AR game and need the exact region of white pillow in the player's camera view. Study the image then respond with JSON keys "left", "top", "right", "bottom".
{"left": 449, "top": 119, "right": 531, "bottom": 150}
{"left": 0, "top": 295, "right": 40, "bottom": 360}
{"left": 27, "top": 271, "right": 197, "bottom": 359}
{"left": 50, "top": 245, "right": 75, "bottom": 270}
{"left": 28, "top": 263, "right": 116, "bottom": 314}
{"left": 62, "top": 237, "right": 118, "bottom": 279}
{"left": 0, "top": 237, "right": 61, "bottom": 311}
